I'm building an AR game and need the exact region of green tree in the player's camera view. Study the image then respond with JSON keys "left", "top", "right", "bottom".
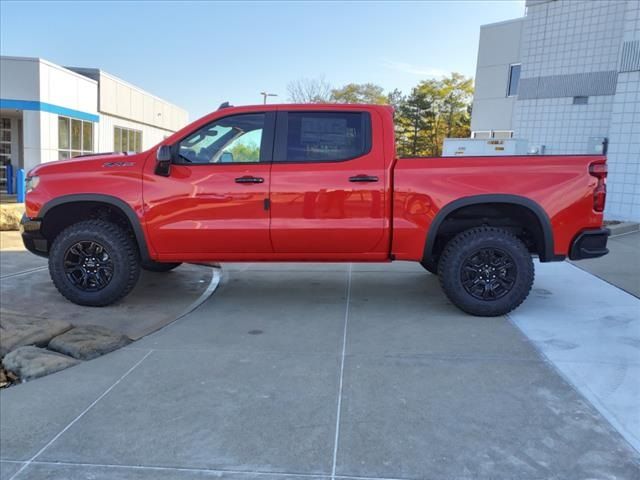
{"left": 287, "top": 77, "right": 333, "bottom": 103}
{"left": 227, "top": 142, "right": 260, "bottom": 162}
{"left": 330, "top": 83, "right": 387, "bottom": 104}
{"left": 440, "top": 72, "right": 474, "bottom": 139}
{"left": 285, "top": 72, "right": 473, "bottom": 157}
{"left": 386, "top": 88, "right": 404, "bottom": 111}
{"left": 395, "top": 86, "right": 433, "bottom": 157}
{"left": 394, "top": 73, "right": 473, "bottom": 157}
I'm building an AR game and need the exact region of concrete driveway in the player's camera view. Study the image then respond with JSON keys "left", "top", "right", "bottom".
{"left": 0, "top": 231, "right": 215, "bottom": 340}
{"left": 1, "top": 261, "right": 639, "bottom": 480}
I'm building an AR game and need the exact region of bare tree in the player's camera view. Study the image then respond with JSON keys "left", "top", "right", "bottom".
{"left": 287, "top": 76, "right": 333, "bottom": 103}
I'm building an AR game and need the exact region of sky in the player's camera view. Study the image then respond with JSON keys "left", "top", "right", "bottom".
{"left": 1, "top": 0, "right": 525, "bottom": 120}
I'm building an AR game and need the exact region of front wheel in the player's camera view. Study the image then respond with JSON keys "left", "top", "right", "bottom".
{"left": 49, "top": 220, "right": 141, "bottom": 306}
{"left": 438, "top": 227, "right": 534, "bottom": 317}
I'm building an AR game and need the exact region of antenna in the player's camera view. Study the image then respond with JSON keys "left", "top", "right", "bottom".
{"left": 218, "top": 102, "right": 232, "bottom": 110}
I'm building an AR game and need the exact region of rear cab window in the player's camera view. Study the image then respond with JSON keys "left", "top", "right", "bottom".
{"left": 275, "top": 111, "right": 371, "bottom": 162}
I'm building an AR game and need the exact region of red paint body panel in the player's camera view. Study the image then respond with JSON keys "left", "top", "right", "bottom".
{"left": 269, "top": 107, "right": 391, "bottom": 257}
{"left": 25, "top": 104, "right": 605, "bottom": 264}
{"left": 391, "top": 155, "right": 604, "bottom": 261}
{"left": 142, "top": 162, "right": 272, "bottom": 255}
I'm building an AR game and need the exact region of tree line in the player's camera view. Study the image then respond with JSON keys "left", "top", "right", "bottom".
{"left": 286, "top": 73, "right": 473, "bottom": 157}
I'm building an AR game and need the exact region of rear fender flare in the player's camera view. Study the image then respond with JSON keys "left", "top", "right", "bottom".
{"left": 423, "top": 194, "right": 556, "bottom": 263}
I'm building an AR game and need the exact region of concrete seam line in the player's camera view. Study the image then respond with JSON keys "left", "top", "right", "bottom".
{"left": 26, "top": 460, "right": 415, "bottom": 480}
{"left": 608, "top": 227, "right": 640, "bottom": 238}
{"left": 27, "top": 460, "right": 327, "bottom": 478}
{"left": 7, "top": 349, "right": 154, "bottom": 480}
{"left": 506, "top": 313, "right": 640, "bottom": 455}
{"left": 172, "top": 267, "right": 222, "bottom": 321}
{"left": 564, "top": 260, "right": 640, "bottom": 300}
{"left": 134, "top": 267, "right": 222, "bottom": 339}
{"left": 331, "top": 262, "right": 352, "bottom": 480}
{"left": 0, "top": 266, "right": 48, "bottom": 280}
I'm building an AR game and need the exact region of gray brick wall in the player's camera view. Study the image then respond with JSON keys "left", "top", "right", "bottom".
{"left": 607, "top": 3, "right": 640, "bottom": 220}
{"left": 511, "top": 0, "right": 640, "bottom": 221}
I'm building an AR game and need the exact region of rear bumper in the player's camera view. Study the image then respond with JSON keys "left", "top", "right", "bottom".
{"left": 569, "top": 228, "right": 610, "bottom": 260}
{"left": 20, "top": 214, "right": 49, "bottom": 257}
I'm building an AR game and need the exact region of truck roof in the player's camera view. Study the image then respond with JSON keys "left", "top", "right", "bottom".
{"left": 215, "top": 103, "right": 393, "bottom": 112}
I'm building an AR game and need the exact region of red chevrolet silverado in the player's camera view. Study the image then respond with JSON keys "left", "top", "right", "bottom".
{"left": 21, "top": 103, "right": 609, "bottom": 316}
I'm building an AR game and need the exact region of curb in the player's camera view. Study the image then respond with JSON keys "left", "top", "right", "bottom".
{"left": 1, "top": 266, "right": 222, "bottom": 387}
{"left": 607, "top": 222, "right": 639, "bottom": 237}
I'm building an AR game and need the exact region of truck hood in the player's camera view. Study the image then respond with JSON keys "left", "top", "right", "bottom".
{"left": 28, "top": 152, "right": 144, "bottom": 177}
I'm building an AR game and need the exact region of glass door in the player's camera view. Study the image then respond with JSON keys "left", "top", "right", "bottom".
{"left": 0, "top": 118, "right": 11, "bottom": 192}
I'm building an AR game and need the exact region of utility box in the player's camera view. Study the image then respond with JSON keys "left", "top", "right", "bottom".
{"left": 442, "top": 138, "right": 529, "bottom": 157}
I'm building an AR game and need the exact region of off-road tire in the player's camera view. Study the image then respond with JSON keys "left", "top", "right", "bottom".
{"left": 49, "top": 220, "right": 140, "bottom": 306}
{"left": 438, "top": 226, "right": 534, "bottom": 316}
{"left": 141, "top": 261, "right": 182, "bottom": 272}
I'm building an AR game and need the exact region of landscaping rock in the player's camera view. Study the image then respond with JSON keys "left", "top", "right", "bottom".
{"left": 0, "top": 203, "right": 24, "bottom": 231}
{"left": 48, "top": 325, "right": 131, "bottom": 360}
{"left": 0, "top": 313, "right": 72, "bottom": 357}
{"left": 0, "top": 363, "right": 18, "bottom": 388}
{"left": 3, "top": 346, "right": 80, "bottom": 381}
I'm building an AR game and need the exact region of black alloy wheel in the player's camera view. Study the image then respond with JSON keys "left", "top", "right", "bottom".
{"left": 460, "top": 247, "right": 517, "bottom": 301}
{"left": 64, "top": 241, "right": 114, "bottom": 291}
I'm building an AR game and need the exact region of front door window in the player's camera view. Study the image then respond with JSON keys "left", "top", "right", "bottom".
{"left": 177, "top": 113, "right": 265, "bottom": 164}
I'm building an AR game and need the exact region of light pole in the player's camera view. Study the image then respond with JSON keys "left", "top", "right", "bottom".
{"left": 260, "top": 92, "right": 278, "bottom": 104}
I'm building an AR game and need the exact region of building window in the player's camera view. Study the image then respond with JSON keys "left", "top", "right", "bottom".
{"left": 471, "top": 131, "right": 492, "bottom": 139}
{"left": 507, "top": 64, "right": 521, "bottom": 97}
{"left": 573, "top": 96, "right": 589, "bottom": 105}
{"left": 114, "top": 126, "right": 142, "bottom": 153}
{"left": 0, "top": 118, "right": 11, "bottom": 166}
{"left": 58, "top": 116, "right": 93, "bottom": 160}
{"left": 471, "top": 130, "right": 513, "bottom": 139}
{"left": 492, "top": 130, "right": 514, "bottom": 139}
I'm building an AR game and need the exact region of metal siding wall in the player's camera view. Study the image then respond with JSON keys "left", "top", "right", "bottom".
{"left": 620, "top": 40, "right": 640, "bottom": 72}
{"left": 518, "top": 71, "right": 618, "bottom": 99}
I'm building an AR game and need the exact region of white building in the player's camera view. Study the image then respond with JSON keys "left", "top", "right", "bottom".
{"left": 469, "top": 0, "right": 640, "bottom": 221}
{"left": 0, "top": 56, "right": 188, "bottom": 178}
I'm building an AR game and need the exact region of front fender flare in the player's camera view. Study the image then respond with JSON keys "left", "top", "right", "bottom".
{"left": 39, "top": 193, "right": 151, "bottom": 262}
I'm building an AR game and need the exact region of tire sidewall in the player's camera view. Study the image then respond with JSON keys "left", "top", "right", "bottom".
{"left": 439, "top": 229, "right": 534, "bottom": 316}
{"left": 49, "top": 222, "right": 138, "bottom": 306}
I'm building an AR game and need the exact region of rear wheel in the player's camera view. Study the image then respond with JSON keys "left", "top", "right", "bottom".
{"left": 141, "top": 261, "right": 182, "bottom": 273}
{"left": 49, "top": 220, "right": 140, "bottom": 306}
{"left": 438, "top": 227, "right": 534, "bottom": 316}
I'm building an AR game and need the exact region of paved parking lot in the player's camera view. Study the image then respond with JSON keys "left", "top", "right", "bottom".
{"left": 1, "top": 259, "right": 639, "bottom": 480}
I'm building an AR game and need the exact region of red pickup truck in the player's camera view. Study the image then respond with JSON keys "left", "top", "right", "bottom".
{"left": 21, "top": 103, "right": 609, "bottom": 316}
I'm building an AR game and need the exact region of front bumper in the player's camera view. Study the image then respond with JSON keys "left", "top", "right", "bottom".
{"left": 569, "top": 228, "right": 610, "bottom": 260}
{"left": 20, "top": 214, "right": 49, "bottom": 257}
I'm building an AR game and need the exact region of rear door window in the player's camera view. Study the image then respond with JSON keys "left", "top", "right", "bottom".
{"left": 276, "top": 111, "right": 371, "bottom": 162}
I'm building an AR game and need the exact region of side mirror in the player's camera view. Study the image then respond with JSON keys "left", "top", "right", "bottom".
{"left": 155, "top": 145, "right": 172, "bottom": 176}
{"left": 220, "top": 151, "right": 234, "bottom": 163}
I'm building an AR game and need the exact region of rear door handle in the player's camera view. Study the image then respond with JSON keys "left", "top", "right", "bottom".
{"left": 349, "top": 175, "right": 379, "bottom": 183}
{"left": 235, "top": 176, "right": 264, "bottom": 184}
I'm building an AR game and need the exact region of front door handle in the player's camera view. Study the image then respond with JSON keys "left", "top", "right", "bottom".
{"left": 235, "top": 176, "right": 265, "bottom": 184}
{"left": 349, "top": 175, "right": 379, "bottom": 183}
